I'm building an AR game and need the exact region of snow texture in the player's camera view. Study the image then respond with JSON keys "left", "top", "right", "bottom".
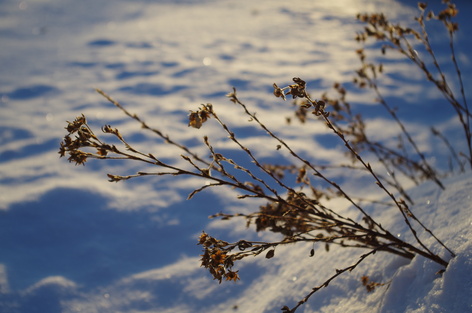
{"left": 0, "top": 0, "right": 471, "bottom": 312}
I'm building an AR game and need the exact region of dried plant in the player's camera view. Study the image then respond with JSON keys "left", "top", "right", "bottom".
{"left": 59, "top": 2, "right": 467, "bottom": 312}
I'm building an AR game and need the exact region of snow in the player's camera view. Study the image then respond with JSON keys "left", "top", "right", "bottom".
{"left": 0, "top": 0, "right": 471, "bottom": 312}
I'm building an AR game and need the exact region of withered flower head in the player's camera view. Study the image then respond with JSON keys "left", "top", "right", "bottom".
{"left": 188, "top": 111, "right": 205, "bottom": 129}
{"left": 418, "top": 2, "right": 427, "bottom": 10}
{"left": 68, "top": 150, "right": 88, "bottom": 166}
{"left": 211, "top": 249, "right": 227, "bottom": 266}
{"left": 198, "top": 232, "right": 209, "bottom": 245}
{"left": 273, "top": 83, "right": 287, "bottom": 101}
{"left": 224, "top": 270, "right": 240, "bottom": 282}
{"left": 58, "top": 141, "right": 67, "bottom": 157}
{"left": 438, "top": 5, "right": 458, "bottom": 20}
{"left": 286, "top": 77, "right": 307, "bottom": 99}
{"left": 65, "top": 114, "right": 87, "bottom": 133}
{"left": 188, "top": 104, "right": 213, "bottom": 129}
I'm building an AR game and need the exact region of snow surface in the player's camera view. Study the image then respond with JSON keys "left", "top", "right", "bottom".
{"left": 0, "top": 0, "right": 471, "bottom": 312}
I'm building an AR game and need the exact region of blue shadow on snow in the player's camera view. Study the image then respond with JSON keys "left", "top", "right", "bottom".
{"left": 7, "top": 85, "right": 59, "bottom": 100}
{"left": 0, "top": 187, "right": 217, "bottom": 291}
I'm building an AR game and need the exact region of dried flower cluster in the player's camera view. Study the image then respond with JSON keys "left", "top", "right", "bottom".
{"left": 188, "top": 104, "right": 213, "bottom": 129}
{"left": 59, "top": 114, "right": 107, "bottom": 165}
{"left": 198, "top": 232, "right": 240, "bottom": 283}
{"left": 351, "top": 0, "right": 471, "bottom": 176}
{"left": 59, "top": 2, "right": 468, "bottom": 312}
